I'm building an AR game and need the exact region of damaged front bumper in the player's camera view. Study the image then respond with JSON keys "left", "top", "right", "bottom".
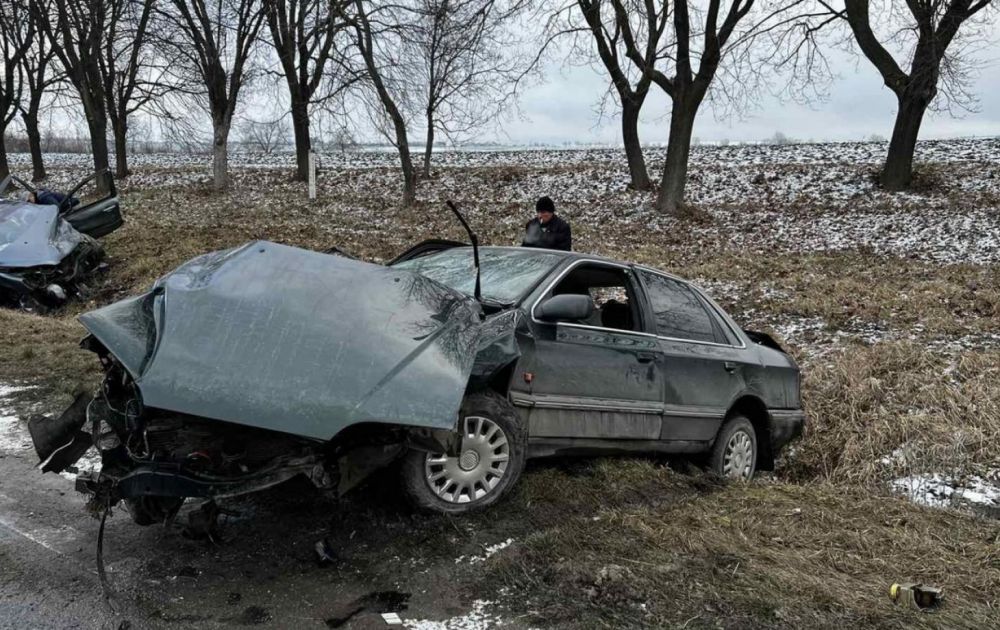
{"left": 0, "top": 237, "right": 105, "bottom": 307}
{"left": 28, "top": 386, "right": 335, "bottom": 511}
{"left": 73, "top": 456, "right": 326, "bottom": 502}
{"left": 29, "top": 370, "right": 454, "bottom": 519}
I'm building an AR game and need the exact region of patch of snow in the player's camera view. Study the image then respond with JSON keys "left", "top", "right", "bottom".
{"left": 454, "top": 538, "right": 514, "bottom": 565}
{"left": 403, "top": 599, "right": 502, "bottom": 630}
{"left": 0, "top": 384, "right": 33, "bottom": 454}
{"left": 892, "top": 473, "right": 1000, "bottom": 509}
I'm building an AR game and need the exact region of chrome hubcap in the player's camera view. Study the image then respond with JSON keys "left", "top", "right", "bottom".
{"left": 459, "top": 450, "right": 480, "bottom": 471}
{"left": 425, "top": 415, "right": 510, "bottom": 503}
{"left": 723, "top": 430, "right": 754, "bottom": 480}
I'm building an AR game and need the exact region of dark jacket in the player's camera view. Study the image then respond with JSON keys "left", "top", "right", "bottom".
{"left": 37, "top": 189, "right": 78, "bottom": 210}
{"left": 522, "top": 215, "right": 572, "bottom": 251}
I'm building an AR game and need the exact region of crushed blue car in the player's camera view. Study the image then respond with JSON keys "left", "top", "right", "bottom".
{"left": 0, "top": 172, "right": 123, "bottom": 309}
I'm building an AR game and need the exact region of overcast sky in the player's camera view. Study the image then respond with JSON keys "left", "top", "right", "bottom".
{"left": 490, "top": 34, "right": 1000, "bottom": 146}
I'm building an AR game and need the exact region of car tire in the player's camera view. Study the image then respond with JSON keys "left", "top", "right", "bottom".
{"left": 709, "top": 416, "right": 757, "bottom": 481}
{"left": 400, "top": 391, "right": 526, "bottom": 514}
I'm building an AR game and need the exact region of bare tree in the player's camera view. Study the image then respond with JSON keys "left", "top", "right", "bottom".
{"left": 14, "top": 0, "right": 64, "bottom": 181}
{"left": 157, "top": 0, "right": 266, "bottom": 190}
{"left": 0, "top": 1, "right": 32, "bottom": 180}
{"left": 99, "top": 0, "right": 161, "bottom": 179}
{"left": 548, "top": 0, "right": 664, "bottom": 190}
{"left": 548, "top": 0, "right": 825, "bottom": 214}
{"left": 337, "top": 0, "right": 418, "bottom": 205}
{"left": 406, "top": 0, "right": 531, "bottom": 178}
{"left": 832, "top": 0, "right": 995, "bottom": 190}
{"left": 31, "top": 0, "right": 113, "bottom": 193}
{"left": 238, "top": 115, "right": 289, "bottom": 152}
{"left": 263, "top": 0, "right": 344, "bottom": 180}
{"left": 652, "top": 0, "right": 755, "bottom": 214}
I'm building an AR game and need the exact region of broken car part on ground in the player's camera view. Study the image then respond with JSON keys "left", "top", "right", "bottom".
{"left": 0, "top": 172, "right": 123, "bottom": 310}
{"left": 29, "top": 227, "right": 804, "bottom": 529}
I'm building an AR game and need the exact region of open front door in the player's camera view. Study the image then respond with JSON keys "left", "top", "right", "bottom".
{"left": 62, "top": 171, "right": 124, "bottom": 238}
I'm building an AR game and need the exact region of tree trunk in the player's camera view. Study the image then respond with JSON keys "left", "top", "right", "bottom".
{"left": 112, "top": 119, "right": 129, "bottom": 180}
{"left": 0, "top": 133, "right": 9, "bottom": 182}
{"left": 400, "top": 143, "right": 416, "bottom": 206}
{"left": 383, "top": 104, "right": 415, "bottom": 206}
{"left": 86, "top": 114, "right": 111, "bottom": 195}
{"left": 212, "top": 121, "right": 231, "bottom": 191}
{"left": 22, "top": 110, "right": 46, "bottom": 181}
{"left": 422, "top": 111, "right": 434, "bottom": 179}
{"left": 880, "top": 93, "right": 930, "bottom": 191}
{"left": 290, "top": 95, "right": 311, "bottom": 182}
{"left": 655, "top": 98, "right": 698, "bottom": 215}
{"left": 622, "top": 99, "right": 651, "bottom": 191}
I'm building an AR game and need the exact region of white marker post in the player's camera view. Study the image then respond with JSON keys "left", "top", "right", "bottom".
{"left": 308, "top": 151, "right": 317, "bottom": 200}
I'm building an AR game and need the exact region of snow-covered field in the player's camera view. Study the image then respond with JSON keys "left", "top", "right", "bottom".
{"left": 10, "top": 138, "right": 1000, "bottom": 265}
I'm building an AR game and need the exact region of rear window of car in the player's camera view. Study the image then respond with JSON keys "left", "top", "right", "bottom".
{"left": 638, "top": 270, "right": 720, "bottom": 343}
{"left": 392, "top": 248, "right": 563, "bottom": 304}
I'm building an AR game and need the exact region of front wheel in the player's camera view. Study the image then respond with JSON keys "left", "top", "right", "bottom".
{"left": 400, "top": 391, "right": 526, "bottom": 514}
{"left": 709, "top": 416, "right": 758, "bottom": 481}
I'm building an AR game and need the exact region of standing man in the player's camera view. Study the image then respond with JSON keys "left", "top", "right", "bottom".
{"left": 522, "top": 196, "right": 572, "bottom": 251}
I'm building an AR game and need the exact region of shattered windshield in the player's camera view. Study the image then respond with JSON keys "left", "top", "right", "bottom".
{"left": 392, "top": 248, "right": 563, "bottom": 304}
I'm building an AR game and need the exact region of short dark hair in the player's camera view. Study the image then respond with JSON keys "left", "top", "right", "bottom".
{"left": 535, "top": 196, "right": 555, "bottom": 214}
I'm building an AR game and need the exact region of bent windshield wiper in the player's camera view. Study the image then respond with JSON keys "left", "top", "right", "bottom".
{"left": 445, "top": 200, "right": 481, "bottom": 303}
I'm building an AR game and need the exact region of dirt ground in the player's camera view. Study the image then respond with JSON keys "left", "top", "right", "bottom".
{"left": 2, "top": 143, "right": 1000, "bottom": 628}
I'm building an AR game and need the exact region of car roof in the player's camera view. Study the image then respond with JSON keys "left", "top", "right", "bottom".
{"left": 459, "top": 245, "right": 622, "bottom": 266}
{"left": 457, "top": 245, "right": 681, "bottom": 279}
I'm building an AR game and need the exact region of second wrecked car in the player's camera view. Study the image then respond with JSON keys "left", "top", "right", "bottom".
{"left": 31, "top": 232, "right": 805, "bottom": 527}
{"left": 0, "top": 173, "right": 123, "bottom": 309}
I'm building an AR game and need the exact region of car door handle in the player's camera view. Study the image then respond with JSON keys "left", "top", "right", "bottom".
{"left": 724, "top": 361, "right": 738, "bottom": 373}
{"left": 636, "top": 352, "right": 657, "bottom": 363}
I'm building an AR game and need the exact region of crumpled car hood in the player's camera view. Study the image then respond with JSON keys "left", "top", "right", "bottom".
{"left": 79, "top": 241, "right": 492, "bottom": 441}
{"left": 0, "top": 202, "right": 82, "bottom": 268}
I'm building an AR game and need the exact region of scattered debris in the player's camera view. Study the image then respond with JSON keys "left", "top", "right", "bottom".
{"left": 890, "top": 583, "right": 943, "bottom": 611}
{"left": 315, "top": 538, "right": 338, "bottom": 566}
{"left": 325, "top": 591, "right": 410, "bottom": 628}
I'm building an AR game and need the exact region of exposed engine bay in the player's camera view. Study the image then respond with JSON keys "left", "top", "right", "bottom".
{"left": 31, "top": 344, "right": 458, "bottom": 528}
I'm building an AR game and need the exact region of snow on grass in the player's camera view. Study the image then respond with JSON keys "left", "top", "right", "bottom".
{"left": 454, "top": 538, "right": 514, "bottom": 565}
{"left": 892, "top": 473, "right": 1000, "bottom": 510}
{"left": 403, "top": 599, "right": 503, "bottom": 630}
{"left": 0, "top": 384, "right": 33, "bottom": 454}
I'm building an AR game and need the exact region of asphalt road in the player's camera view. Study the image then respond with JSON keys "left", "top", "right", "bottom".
{"left": 0, "top": 398, "right": 513, "bottom": 630}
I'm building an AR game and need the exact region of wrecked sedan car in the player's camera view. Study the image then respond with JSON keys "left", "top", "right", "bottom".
{"left": 31, "top": 239, "right": 804, "bottom": 525}
{"left": 0, "top": 173, "right": 123, "bottom": 309}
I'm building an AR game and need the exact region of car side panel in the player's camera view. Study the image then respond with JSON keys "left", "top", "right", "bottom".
{"left": 656, "top": 339, "right": 752, "bottom": 441}
{"left": 513, "top": 320, "right": 664, "bottom": 439}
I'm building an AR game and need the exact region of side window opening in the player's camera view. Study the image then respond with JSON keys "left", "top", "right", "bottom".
{"left": 549, "top": 264, "right": 642, "bottom": 333}
{"left": 638, "top": 270, "right": 723, "bottom": 344}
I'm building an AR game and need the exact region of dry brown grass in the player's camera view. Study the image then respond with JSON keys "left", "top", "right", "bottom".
{"left": 489, "top": 460, "right": 1000, "bottom": 629}
{"left": 784, "top": 343, "right": 1000, "bottom": 486}
{"left": 666, "top": 250, "right": 1000, "bottom": 338}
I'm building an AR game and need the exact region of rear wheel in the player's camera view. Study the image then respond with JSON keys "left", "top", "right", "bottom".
{"left": 400, "top": 391, "right": 526, "bottom": 514}
{"left": 709, "top": 416, "right": 757, "bottom": 481}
